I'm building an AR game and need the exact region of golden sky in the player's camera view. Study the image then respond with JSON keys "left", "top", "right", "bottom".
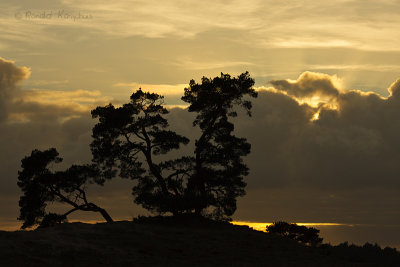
{"left": 1, "top": 0, "right": 400, "bottom": 248}
{"left": 1, "top": 0, "right": 400, "bottom": 100}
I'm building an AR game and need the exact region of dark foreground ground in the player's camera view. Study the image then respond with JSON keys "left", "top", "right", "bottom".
{"left": 1, "top": 217, "right": 399, "bottom": 266}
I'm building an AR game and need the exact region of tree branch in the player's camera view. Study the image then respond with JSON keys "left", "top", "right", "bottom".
{"left": 133, "top": 132, "right": 146, "bottom": 141}
{"left": 49, "top": 186, "right": 79, "bottom": 208}
{"left": 141, "top": 122, "right": 170, "bottom": 197}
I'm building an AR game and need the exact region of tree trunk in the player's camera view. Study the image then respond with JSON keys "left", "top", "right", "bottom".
{"left": 97, "top": 208, "right": 114, "bottom": 223}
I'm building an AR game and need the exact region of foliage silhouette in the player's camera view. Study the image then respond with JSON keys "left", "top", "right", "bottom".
{"left": 17, "top": 148, "right": 113, "bottom": 229}
{"left": 266, "top": 221, "right": 323, "bottom": 246}
{"left": 38, "top": 213, "right": 67, "bottom": 228}
{"left": 91, "top": 90, "right": 190, "bottom": 215}
{"left": 91, "top": 72, "right": 257, "bottom": 219}
{"left": 182, "top": 71, "right": 257, "bottom": 219}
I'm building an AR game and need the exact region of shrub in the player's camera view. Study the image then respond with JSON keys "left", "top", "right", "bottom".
{"left": 38, "top": 213, "right": 67, "bottom": 228}
{"left": 266, "top": 221, "right": 323, "bottom": 246}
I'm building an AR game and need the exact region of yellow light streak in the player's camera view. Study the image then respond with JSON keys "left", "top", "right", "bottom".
{"left": 231, "top": 221, "right": 348, "bottom": 232}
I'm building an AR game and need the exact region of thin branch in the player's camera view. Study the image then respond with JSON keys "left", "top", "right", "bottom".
{"left": 166, "top": 169, "right": 189, "bottom": 181}
{"left": 72, "top": 190, "right": 81, "bottom": 204}
{"left": 141, "top": 121, "right": 170, "bottom": 196}
{"left": 49, "top": 186, "right": 79, "bottom": 208}
{"left": 122, "top": 131, "right": 147, "bottom": 155}
{"left": 133, "top": 132, "right": 146, "bottom": 141}
{"left": 76, "top": 187, "right": 89, "bottom": 205}
{"left": 130, "top": 149, "right": 141, "bottom": 157}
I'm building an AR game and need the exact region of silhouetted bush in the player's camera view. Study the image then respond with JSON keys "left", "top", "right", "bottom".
{"left": 38, "top": 213, "right": 67, "bottom": 228}
{"left": 266, "top": 221, "right": 323, "bottom": 246}
{"left": 322, "top": 241, "right": 400, "bottom": 265}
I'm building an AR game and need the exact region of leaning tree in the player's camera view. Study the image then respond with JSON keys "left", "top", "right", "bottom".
{"left": 17, "top": 148, "right": 113, "bottom": 229}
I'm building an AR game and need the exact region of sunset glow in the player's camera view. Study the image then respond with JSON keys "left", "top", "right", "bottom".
{"left": 1, "top": 0, "right": 400, "bottom": 250}
{"left": 231, "top": 221, "right": 348, "bottom": 232}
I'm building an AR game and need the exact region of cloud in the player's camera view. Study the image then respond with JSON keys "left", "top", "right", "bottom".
{"left": 273, "top": 39, "right": 354, "bottom": 49}
{"left": 228, "top": 71, "right": 400, "bottom": 224}
{"left": 0, "top": 57, "right": 111, "bottom": 124}
{"left": 0, "top": 57, "right": 30, "bottom": 122}
{"left": 26, "top": 79, "right": 69, "bottom": 86}
{"left": 270, "top": 71, "right": 342, "bottom": 100}
{"left": 3, "top": 0, "right": 400, "bottom": 51}
{"left": 2, "top": 88, "right": 111, "bottom": 123}
{"left": 59, "top": 0, "right": 262, "bottom": 38}
{"left": 2, "top": 67, "right": 400, "bottom": 229}
{"left": 171, "top": 58, "right": 255, "bottom": 70}
{"left": 308, "top": 64, "right": 400, "bottom": 72}
{"left": 388, "top": 78, "right": 400, "bottom": 98}
{"left": 164, "top": 72, "right": 400, "bottom": 203}
{"left": 70, "top": 0, "right": 400, "bottom": 51}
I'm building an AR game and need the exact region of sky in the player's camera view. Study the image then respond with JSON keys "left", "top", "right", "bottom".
{"left": 1, "top": 0, "right": 400, "bottom": 248}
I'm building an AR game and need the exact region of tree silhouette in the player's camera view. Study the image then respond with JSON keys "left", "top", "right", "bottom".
{"left": 91, "top": 90, "right": 190, "bottom": 215}
{"left": 266, "top": 221, "right": 323, "bottom": 246}
{"left": 90, "top": 72, "right": 257, "bottom": 219}
{"left": 182, "top": 72, "right": 257, "bottom": 219}
{"left": 17, "top": 148, "right": 113, "bottom": 229}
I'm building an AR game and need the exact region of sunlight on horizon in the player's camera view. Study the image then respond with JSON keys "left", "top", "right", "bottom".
{"left": 231, "top": 221, "right": 349, "bottom": 232}
{"left": 2, "top": 220, "right": 348, "bottom": 232}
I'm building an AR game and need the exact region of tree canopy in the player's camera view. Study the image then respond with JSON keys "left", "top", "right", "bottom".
{"left": 91, "top": 72, "right": 257, "bottom": 220}
{"left": 91, "top": 90, "right": 190, "bottom": 215}
{"left": 182, "top": 71, "right": 257, "bottom": 218}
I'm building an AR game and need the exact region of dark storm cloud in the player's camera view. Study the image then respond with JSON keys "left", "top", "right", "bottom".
{"left": 0, "top": 57, "right": 30, "bottom": 122}
{"left": 230, "top": 72, "right": 400, "bottom": 226}
{"left": 244, "top": 72, "right": 400, "bottom": 190}
{"left": 167, "top": 72, "right": 400, "bottom": 204}
{"left": 1, "top": 68, "right": 400, "bottom": 230}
